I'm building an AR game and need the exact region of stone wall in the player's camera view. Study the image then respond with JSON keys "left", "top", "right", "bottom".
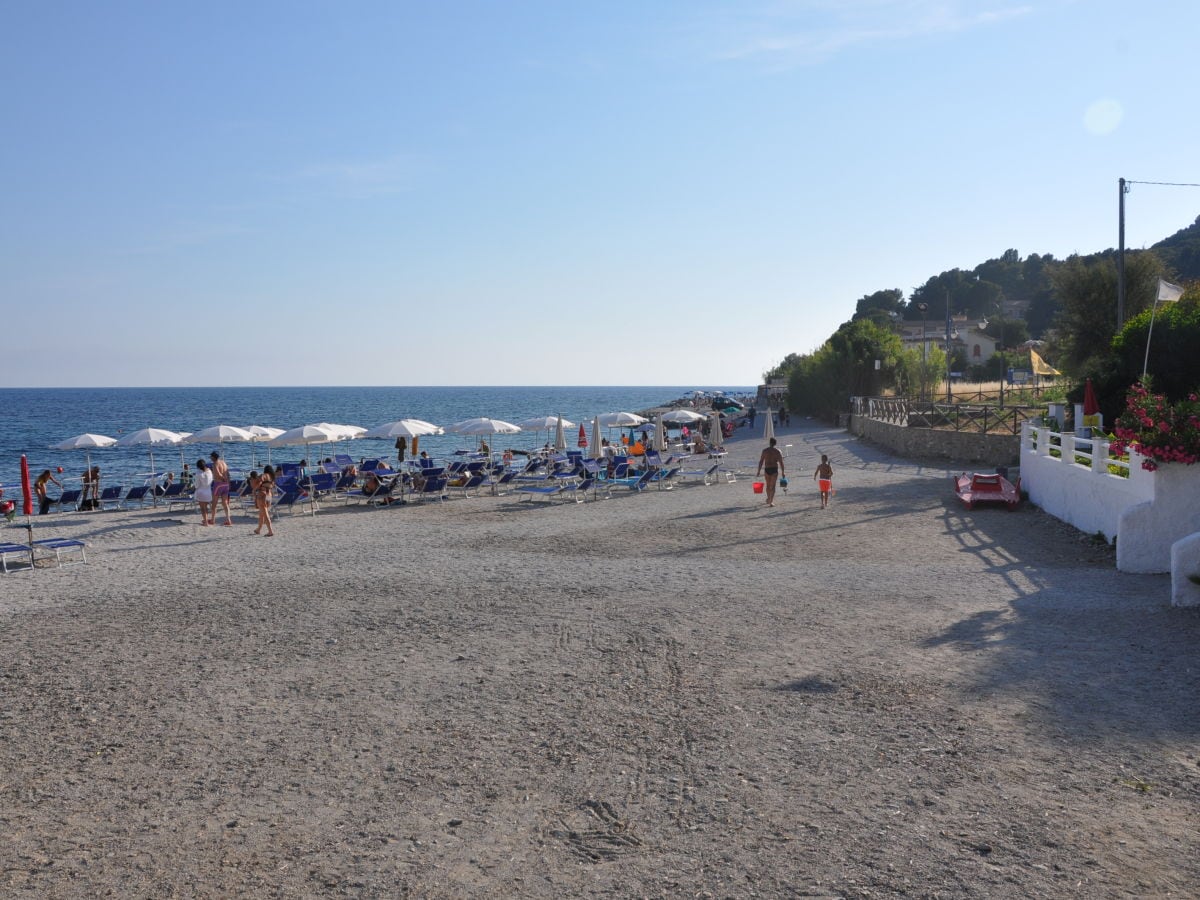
{"left": 849, "top": 414, "right": 1021, "bottom": 466}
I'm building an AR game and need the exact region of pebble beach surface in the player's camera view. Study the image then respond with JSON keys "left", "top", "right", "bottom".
{"left": 2, "top": 422, "right": 1198, "bottom": 897}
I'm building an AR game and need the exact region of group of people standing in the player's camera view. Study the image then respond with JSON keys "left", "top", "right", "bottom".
{"left": 190, "top": 451, "right": 274, "bottom": 536}
{"left": 756, "top": 439, "right": 834, "bottom": 510}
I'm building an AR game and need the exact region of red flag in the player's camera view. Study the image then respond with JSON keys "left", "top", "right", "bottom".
{"left": 578, "top": 423, "right": 587, "bottom": 447}
{"left": 20, "top": 454, "right": 33, "bottom": 517}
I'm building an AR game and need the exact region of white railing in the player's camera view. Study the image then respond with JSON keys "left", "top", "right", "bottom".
{"left": 1021, "top": 421, "right": 1200, "bottom": 577}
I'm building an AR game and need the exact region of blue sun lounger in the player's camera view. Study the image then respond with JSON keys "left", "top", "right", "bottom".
{"left": 0, "top": 542, "right": 34, "bottom": 573}
{"left": 32, "top": 538, "right": 87, "bottom": 567}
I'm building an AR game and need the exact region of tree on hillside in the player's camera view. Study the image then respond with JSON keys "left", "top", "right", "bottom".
{"left": 786, "top": 319, "right": 905, "bottom": 419}
{"left": 852, "top": 289, "right": 904, "bottom": 323}
{"left": 762, "top": 352, "right": 804, "bottom": 383}
{"left": 1052, "top": 250, "right": 1164, "bottom": 374}
{"left": 1150, "top": 215, "right": 1200, "bottom": 282}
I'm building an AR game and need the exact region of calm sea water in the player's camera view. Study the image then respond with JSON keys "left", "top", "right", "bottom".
{"left": 0, "top": 386, "right": 753, "bottom": 489}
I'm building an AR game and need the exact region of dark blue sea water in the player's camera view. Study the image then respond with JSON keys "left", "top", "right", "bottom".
{"left": 0, "top": 386, "right": 753, "bottom": 490}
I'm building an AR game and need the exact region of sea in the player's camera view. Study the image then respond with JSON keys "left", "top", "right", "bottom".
{"left": 0, "top": 386, "right": 754, "bottom": 490}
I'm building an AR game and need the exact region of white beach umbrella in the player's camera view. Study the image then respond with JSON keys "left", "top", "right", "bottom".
{"left": 653, "top": 414, "right": 666, "bottom": 454}
{"left": 266, "top": 424, "right": 344, "bottom": 465}
{"left": 183, "top": 424, "right": 256, "bottom": 444}
{"left": 662, "top": 408, "right": 707, "bottom": 424}
{"left": 362, "top": 419, "right": 444, "bottom": 440}
{"left": 554, "top": 415, "right": 567, "bottom": 452}
{"left": 183, "top": 425, "right": 258, "bottom": 474}
{"left": 708, "top": 412, "right": 724, "bottom": 451}
{"left": 595, "top": 411, "right": 648, "bottom": 428}
{"left": 51, "top": 433, "right": 117, "bottom": 475}
{"left": 116, "top": 428, "right": 185, "bottom": 503}
{"left": 314, "top": 422, "right": 366, "bottom": 440}
{"left": 589, "top": 416, "right": 604, "bottom": 461}
{"left": 517, "top": 415, "right": 575, "bottom": 431}
{"left": 446, "top": 417, "right": 522, "bottom": 435}
{"left": 243, "top": 425, "right": 285, "bottom": 466}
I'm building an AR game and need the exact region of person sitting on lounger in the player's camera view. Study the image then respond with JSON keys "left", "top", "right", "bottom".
{"left": 362, "top": 473, "right": 383, "bottom": 496}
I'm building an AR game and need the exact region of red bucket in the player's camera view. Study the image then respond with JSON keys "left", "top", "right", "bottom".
{"left": 752, "top": 481, "right": 764, "bottom": 494}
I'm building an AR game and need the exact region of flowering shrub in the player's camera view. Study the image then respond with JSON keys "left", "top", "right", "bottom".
{"left": 1110, "top": 382, "right": 1200, "bottom": 470}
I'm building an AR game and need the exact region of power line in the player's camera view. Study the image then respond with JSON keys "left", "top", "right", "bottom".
{"left": 1125, "top": 179, "right": 1200, "bottom": 188}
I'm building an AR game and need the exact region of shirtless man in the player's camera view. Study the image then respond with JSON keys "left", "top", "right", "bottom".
{"left": 756, "top": 437, "right": 785, "bottom": 507}
{"left": 209, "top": 451, "right": 232, "bottom": 525}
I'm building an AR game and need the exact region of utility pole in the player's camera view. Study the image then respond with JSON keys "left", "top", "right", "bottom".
{"left": 945, "top": 290, "right": 953, "bottom": 403}
{"left": 1117, "top": 177, "right": 1127, "bottom": 329}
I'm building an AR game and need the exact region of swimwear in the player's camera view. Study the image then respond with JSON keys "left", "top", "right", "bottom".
{"left": 764, "top": 466, "right": 779, "bottom": 476}
{"left": 818, "top": 479, "right": 833, "bottom": 492}
{"left": 213, "top": 482, "right": 230, "bottom": 497}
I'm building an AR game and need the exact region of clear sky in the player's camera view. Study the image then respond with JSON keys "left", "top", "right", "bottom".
{"left": 3, "top": 1, "right": 1198, "bottom": 388}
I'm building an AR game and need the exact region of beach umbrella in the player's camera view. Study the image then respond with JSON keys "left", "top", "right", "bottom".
{"left": 316, "top": 423, "right": 366, "bottom": 440}
{"left": 52, "top": 433, "right": 117, "bottom": 475}
{"left": 20, "top": 454, "right": 34, "bottom": 554}
{"left": 595, "top": 411, "right": 647, "bottom": 428}
{"left": 653, "top": 414, "right": 666, "bottom": 454}
{"left": 1083, "top": 379, "right": 1100, "bottom": 417}
{"left": 589, "top": 416, "right": 603, "bottom": 461}
{"left": 363, "top": 419, "right": 443, "bottom": 440}
{"left": 554, "top": 415, "right": 567, "bottom": 452}
{"left": 446, "top": 417, "right": 522, "bottom": 435}
{"left": 243, "top": 425, "right": 285, "bottom": 466}
{"left": 763, "top": 407, "right": 776, "bottom": 443}
{"left": 116, "top": 428, "right": 185, "bottom": 505}
{"left": 662, "top": 409, "right": 707, "bottom": 425}
{"left": 708, "top": 411, "right": 724, "bottom": 450}
{"left": 578, "top": 423, "right": 588, "bottom": 449}
{"left": 183, "top": 425, "right": 257, "bottom": 476}
{"left": 267, "top": 423, "right": 342, "bottom": 455}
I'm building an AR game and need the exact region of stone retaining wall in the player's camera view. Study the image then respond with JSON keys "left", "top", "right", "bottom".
{"left": 849, "top": 414, "right": 1021, "bottom": 466}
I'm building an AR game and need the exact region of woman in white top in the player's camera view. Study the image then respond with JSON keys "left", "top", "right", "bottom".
{"left": 193, "top": 458, "right": 214, "bottom": 526}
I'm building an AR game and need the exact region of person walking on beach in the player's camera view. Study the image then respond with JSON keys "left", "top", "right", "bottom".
{"left": 194, "top": 458, "right": 214, "bottom": 526}
{"left": 250, "top": 467, "right": 275, "bottom": 536}
{"left": 35, "top": 469, "right": 62, "bottom": 515}
{"left": 210, "top": 451, "right": 232, "bottom": 526}
{"left": 814, "top": 454, "right": 834, "bottom": 509}
{"left": 756, "top": 437, "right": 785, "bottom": 508}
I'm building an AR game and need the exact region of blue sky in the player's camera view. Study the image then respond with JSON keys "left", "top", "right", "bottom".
{"left": 3, "top": 1, "right": 1197, "bottom": 387}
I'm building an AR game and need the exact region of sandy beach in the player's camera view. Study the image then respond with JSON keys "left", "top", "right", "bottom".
{"left": 2, "top": 422, "right": 1198, "bottom": 898}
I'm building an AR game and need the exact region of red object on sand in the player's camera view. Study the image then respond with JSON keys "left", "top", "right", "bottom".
{"left": 1083, "top": 378, "right": 1099, "bottom": 416}
{"left": 20, "top": 454, "right": 33, "bottom": 517}
{"left": 954, "top": 472, "right": 1021, "bottom": 511}
{"left": 578, "top": 423, "right": 587, "bottom": 447}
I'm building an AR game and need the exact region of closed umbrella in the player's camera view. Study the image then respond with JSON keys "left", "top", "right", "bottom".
{"left": 763, "top": 406, "right": 776, "bottom": 443}
{"left": 708, "top": 412, "right": 724, "bottom": 451}
{"left": 653, "top": 414, "right": 666, "bottom": 454}
{"left": 577, "top": 423, "right": 588, "bottom": 449}
{"left": 589, "top": 416, "right": 603, "bottom": 461}
{"left": 20, "top": 454, "right": 34, "bottom": 555}
{"left": 554, "top": 415, "right": 567, "bottom": 452}
{"left": 1083, "top": 379, "right": 1100, "bottom": 417}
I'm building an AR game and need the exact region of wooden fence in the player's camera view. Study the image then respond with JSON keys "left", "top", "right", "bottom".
{"left": 854, "top": 397, "right": 1043, "bottom": 436}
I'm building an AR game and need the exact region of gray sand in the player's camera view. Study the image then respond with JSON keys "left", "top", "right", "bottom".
{"left": 2, "top": 424, "right": 1198, "bottom": 898}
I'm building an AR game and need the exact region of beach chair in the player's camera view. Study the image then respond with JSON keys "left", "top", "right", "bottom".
{"left": 607, "top": 470, "right": 653, "bottom": 493}
{"left": 271, "top": 489, "right": 307, "bottom": 515}
{"left": 516, "top": 482, "right": 565, "bottom": 502}
{"left": 558, "top": 477, "right": 596, "bottom": 503}
{"left": 98, "top": 485, "right": 124, "bottom": 510}
{"left": 648, "top": 466, "right": 682, "bottom": 490}
{"left": 453, "top": 473, "right": 486, "bottom": 498}
{"left": 485, "top": 469, "right": 518, "bottom": 496}
{"left": 679, "top": 463, "right": 721, "bottom": 486}
{"left": 32, "top": 538, "right": 87, "bottom": 567}
{"left": 54, "top": 489, "right": 83, "bottom": 513}
{"left": 334, "top": 453, "right": 354, "bottom": 470}
{"left": 119, "top": 485, "right": 152, "bottom": 509}
{"left": 413, "top": 475, "right": 448, "bottom": 503}
{"left": 162, "top": 482, "right": 192, "bottom": 510}
{"left": 0, "top": 542, "right": 33, "bottom": 574}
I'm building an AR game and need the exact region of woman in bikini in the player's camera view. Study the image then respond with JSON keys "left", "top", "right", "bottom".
{"left": 254, "top": 465, "right": 275, "bottom": 536}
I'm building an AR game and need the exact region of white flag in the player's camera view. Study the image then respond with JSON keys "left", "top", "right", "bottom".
{"left": 1157, "top": 278, "right": 1183, "bottom": 303}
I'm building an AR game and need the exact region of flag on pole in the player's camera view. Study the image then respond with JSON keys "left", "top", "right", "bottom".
{"left": 1157, "top": 278, "right": 1183, "bottom": 303}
